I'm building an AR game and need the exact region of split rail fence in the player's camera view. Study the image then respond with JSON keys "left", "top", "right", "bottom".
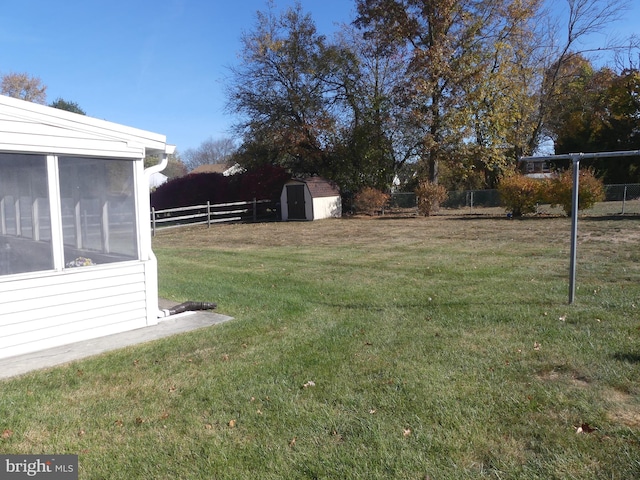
{"left": 150, "top": 198, "right": 275, "bottom": 236}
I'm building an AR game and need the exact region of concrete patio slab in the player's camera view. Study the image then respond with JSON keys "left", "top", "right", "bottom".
{"left": 0, "top": 303, "right": 233, "bottom": 380}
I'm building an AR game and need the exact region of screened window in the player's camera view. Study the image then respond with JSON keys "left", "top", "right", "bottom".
{"left": 58, "top": 157, "right": 138, "bottom": 267}
{"left": 0, "top": 153, "right": 53, "bottom": 275}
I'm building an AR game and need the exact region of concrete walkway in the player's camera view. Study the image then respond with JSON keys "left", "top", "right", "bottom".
{"left": 0, "top": 300, "right": 233, "bottom": 380}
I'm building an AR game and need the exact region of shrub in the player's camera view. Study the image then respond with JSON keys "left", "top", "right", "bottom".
{"left": 415, "top": 180, "right": 448, "bottom": 216}
{"left": 497, "top": 174, "right": 543, "bottom": 217}
{"left": 150, "top": 172, "right": 232, "bottom": 209}
{"left": 353, "top": 187, "right": 390, "bottom": 215}
{"left": 150, "top": 165, "right": 290, "bottom": 210}
{"left": 546, "top": 168, "right": 605, "bottom": 216}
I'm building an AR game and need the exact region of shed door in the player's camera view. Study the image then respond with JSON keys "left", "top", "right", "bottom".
{"left": 287, "top": 184, "right": 306, "bottom": 220}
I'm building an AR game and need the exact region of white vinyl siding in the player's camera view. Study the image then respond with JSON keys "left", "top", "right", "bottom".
{"left": 0, "top": 263, "right": 149, "bottom": 359}
{"left": 0, "top": 95, "right": 171, "bottom": 361}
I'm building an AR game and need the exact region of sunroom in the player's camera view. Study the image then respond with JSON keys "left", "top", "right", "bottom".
{"left": 0, "top": 95, "right": 172, "bottom": 360}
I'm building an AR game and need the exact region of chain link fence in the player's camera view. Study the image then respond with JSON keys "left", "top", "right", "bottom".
{"left": 388, "top": 184, "right": 640, "bottom": 216}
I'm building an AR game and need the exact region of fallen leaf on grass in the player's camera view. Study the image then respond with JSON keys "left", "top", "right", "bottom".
{"left": 205, "top": 424, "right": 213, "bottom": 430}
{"left": 533, "top": 342, "right": 541, "bottom": 351}
{"left": 403, "top": 428, "right": 412, "bottom": 437}
{"left": 303, "top": 381, "right": 316, "bottom": 388}
{"left": 114, "top": 420, "right": 124, "bottom": 427}
{"left": 576, "top": 423, "right": 596, "bottom": 434}
{"left": 2, "top": 429, "right": 13, "bottom": 439}
{"left": 135, "top": 417, "right": 144, "bottom": 424}
{"left": 289, "top": 437, "right": 297, "bottom": 447}
{"left": 228, "top": 419, "right": 236, "bottom": 428}
{"left": 77, "top": 429, "right": 86, "bottom": 437}
{"left": 559, "top": 315, "right": 567, "bottom": 322}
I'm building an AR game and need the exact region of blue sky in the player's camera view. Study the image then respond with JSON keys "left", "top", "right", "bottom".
{"left": 0, "top": 1, "right": 636, "bottom": 155}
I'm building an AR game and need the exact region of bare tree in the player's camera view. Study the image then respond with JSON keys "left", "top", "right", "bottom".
{"left": 1, "top": 72, "right": 47, "bottom": 104}
{"left": 528, "top": 0, "right": 633, "bottom": 154}
{"left": 182, "top": 137, "right": 237, "bottom": 171}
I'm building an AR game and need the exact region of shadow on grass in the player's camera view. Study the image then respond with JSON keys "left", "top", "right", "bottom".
{"left": 441, "top": 214, "right": 564, "bottom": 221}
{"left": 612, "top": 352, "right": 640, "bottom": 363}
{"left": 581, "top": 214, "right": 640, "bottom": 221}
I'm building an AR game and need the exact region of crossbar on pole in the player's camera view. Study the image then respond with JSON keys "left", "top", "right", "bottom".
{"left": 519, "top": 149, "right": 640, "bottom": 304}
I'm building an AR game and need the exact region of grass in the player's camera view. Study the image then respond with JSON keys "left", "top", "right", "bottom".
{"left": 2, "top": 214, "right": 640, "bottom": 479}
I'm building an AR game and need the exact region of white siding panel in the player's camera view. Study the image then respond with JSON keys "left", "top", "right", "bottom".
{"left": 4, "top": 307, "right": 147, "bottom": 349}
{"left": 0, "top": 317, "right": 146, "bottom": 360}
{"left": 1, "top": 272, "right": 146, "bottom": 308}
{"left": 1, "top": 290, "right": 146, "bottom": 328}
{"left": 0, "top": 262, "right": 144, "bottom": 291}
{"left": 312, "top": 197, "right": 341, "bottom": 220}
{"left": 0, "top": 263, "right": 149, "bottom": 360}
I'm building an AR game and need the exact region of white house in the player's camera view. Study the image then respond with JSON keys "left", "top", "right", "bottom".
{"left": 0, "top": 95, "right": 174, "bottom": 360}
{"left": 280, "top": 177, "right": 341, "bottom": 221}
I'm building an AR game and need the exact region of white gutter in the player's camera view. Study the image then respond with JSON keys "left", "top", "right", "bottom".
{"left": 144, "top": 144, "right": 175, "bottom": 178}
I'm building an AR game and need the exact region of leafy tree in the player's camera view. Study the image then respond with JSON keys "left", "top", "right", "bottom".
{"left": 354, "top": 0, "right": 543, "bottom": 185}
{"left": 144, "top": 153, "right": 188, "bottom": 180}
{"left": 354, "top": 0, "right": 634, "bottom": 188}
{"left": 1, "top": 72, "right": 47, "bottom": 104}
{"left": 329, "top": 24, "right": 425, "bottom": 194}
{"left": 49, "top": 98, "right": 86, "bottom": 114}
{"left": 544, "top": 58, "right": 640, "bottom": 182}
{"left": 463, "top": 0, "right": 543, "bottom": 185}
{"left": 227, "top": 2, "right": 342, "bottom": 178}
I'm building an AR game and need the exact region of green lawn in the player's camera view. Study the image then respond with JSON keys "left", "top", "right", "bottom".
{"left": 2, "top": 216, "right": 640, "bottom": 479}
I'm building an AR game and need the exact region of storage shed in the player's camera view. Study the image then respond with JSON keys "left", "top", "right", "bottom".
{"left": 0, "top": 95, "right": 174, "bottom": 360}
{"left": 280, "top": 177, "right": 341, "bottom": 221}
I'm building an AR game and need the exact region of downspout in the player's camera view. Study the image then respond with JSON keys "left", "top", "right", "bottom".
{"left": 143, "top": 147, "right": 173, "bottom": 320}
{"left": 144, "top": 149, "right": 172, "bottom": 178}
{"left": 142, "top": 148, "right": 218, "bottom": 319}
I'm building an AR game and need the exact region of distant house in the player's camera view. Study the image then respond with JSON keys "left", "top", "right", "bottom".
{"left": 521, "top": 158, "right": 554, "bottom": 179}
{"left": 190, "top": 163, "right": 244, "bottom": 176}
{"left": 280, "top": 177, "right": 341, "bottom": 221}
{"left": 149, "top": 172, "right": 168, "bottom": 189}
{"left": 0, "top": 95, "right": 173, "bottom": 360}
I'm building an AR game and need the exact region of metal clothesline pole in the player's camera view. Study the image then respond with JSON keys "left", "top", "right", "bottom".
{"left": 519, "top": 149, "right": 640, "bottom": 305}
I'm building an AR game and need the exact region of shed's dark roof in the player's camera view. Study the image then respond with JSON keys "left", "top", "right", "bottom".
{"left": 296, "top": 177, "right": 340, "bottom": 198}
